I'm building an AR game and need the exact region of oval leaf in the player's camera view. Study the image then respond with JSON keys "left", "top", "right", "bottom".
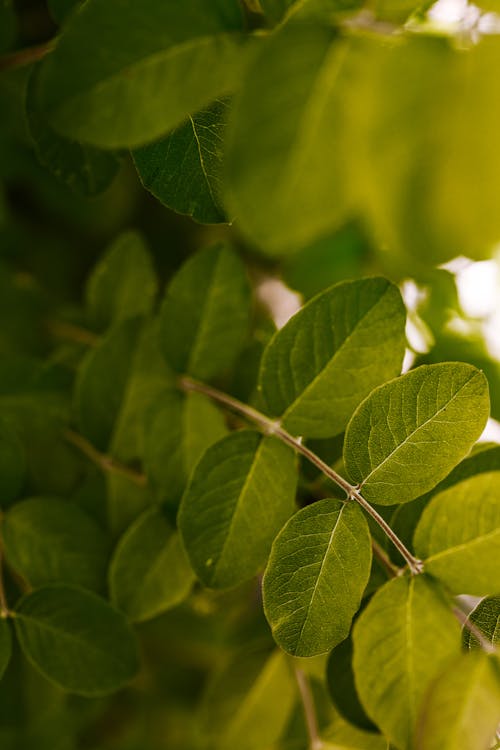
{"left": 133, "top": 99, "right": 229, "bottom": 224}
{"left": 160, "top": 243, "right": 251, "bottom": 381}
{"left": 258, "top": 277, "right": 406, "bottom": 438}
{"left": 38, "top": 0, "right": 247, "bottom": 147}
{"left": 414, "top": 472, "right": 500, "bottom": 595}
{"left": 110, "top": 507, "right": 195, "bottom": 622}
{"left": 464, "top": 596, "right": 500, "bottom": 650}
{"left": 2, "top": 497, "right": 109, "bottom": 592}
{"left": 344, "top": 363, "right": 490, "bottom": 505}
{"left": 352, "top": 575, "right": 461, "bottom": 750}
{"left": 14, "top": 585, "right": 139, "bottom": 695}
{"left": 416, "top": 653, "right": 500, "bottom": 750}
{"left": 263, "top": 498, "right": 372, "bottom": 657}
{"left": 179, "top": 430, "right": 297, "bottom": 588}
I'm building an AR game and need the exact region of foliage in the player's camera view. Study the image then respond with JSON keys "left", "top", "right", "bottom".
{"left": 0, "top": 1, "right": 500, "bottom": 749}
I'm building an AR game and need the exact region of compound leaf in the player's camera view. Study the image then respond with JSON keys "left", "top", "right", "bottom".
{"left": 14, "top": 584, "right": 139, "bottom": 695}
{"left": 414, "top": 472, "right": 500, "bottom": 596}
{"left": 178, "top": 430, "right": 297, "bottom": 588}
{"left": 352, "top": 575, "right": 461, "bottom": 750}
{"left": 259, "top": 277, "right": 406, "bottom": 438}
{"left": 344, "top": 363, "right": 489, "bottom": 505}
{"left": 110, "top": 507, "right": 195, "bottom": 622}
{"left": 263, "top": 498, "right": 371, "bottom": 657}
{"left": 160, "top": 243, "right": 251, "bottom": 381}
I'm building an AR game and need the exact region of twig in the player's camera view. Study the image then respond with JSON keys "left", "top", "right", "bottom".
{"left": 0, "top": 39, "right": 56, "bottom": 72}
{"left": 48, "top": 320, "right": 100, "bottom": 347}
{"left": 371, "top": 538, "right": 401, "bottom": 578}
{"left": 64, "top": 429, "right": 147, "bottom": 486}
{"left": 293, "top": 665, "right": 322, "bottom": 750}
{"left": 179, "top": 376, "right": 424, "bottom": 575}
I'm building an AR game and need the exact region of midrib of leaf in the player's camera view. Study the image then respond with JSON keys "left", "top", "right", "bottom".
{"left": 425, "top": 527, "right": 500, "bottom": 565}
{"left": 280, "top": 285, "right": 392, "bottom": 425}
{"left": 278, "top": 36, "right": 349, "bottom": 206}
{"left": 213, "top": 438, "right": 265, "bottom": 579}
{"left": 295, "top": 507, "right": 345, "bottom": 651}
{"left": 186, "top": 249, "right": 224, "bottom": 376}
{"left": 189, "top": 114, "right": 218, "bottom": 209}
{"left": 359, "top": 373, "right": 478, "bottom": 488}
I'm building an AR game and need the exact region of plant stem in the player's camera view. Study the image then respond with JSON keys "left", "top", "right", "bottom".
{"left": 179, "top": 376, "right": 423, "bottom": 575}
{"left": 0, "top": 39, "right": 56, "bottom": 72}
{"left": 371, "top": 538, "right": 401, "bottom": 578}
{"left": 64, "top": 429, "right": 147, "bottom": 486}
{"left": 48, "top": 320, "right": 100, "bottom": 347}
{"left": 293, "top": 665, "right": 322, "bottom": 750}
{"left": 452, "top": 598, "right": 497, "bottom": 655}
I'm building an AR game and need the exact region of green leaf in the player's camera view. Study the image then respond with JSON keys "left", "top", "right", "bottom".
{"left": 199, "top": 648, "right": 296, "bottom": 750}
{"left": 344, "top": 363, "right": 490, "bottom": 505}
{"left": 2, "top": 497, "right": 109, "bottom": 592}
{"left": 414, "top": 472, "right": 500, "bottom": 596}
{"left": 263, "top": 498, "right": 371, "bottom": 656}
{"left": 416, "top": 653, "right": 500, "bottom": 750}
{"left": 326, "top": 636, "right": 376, "bottom": 732}
{"left": 14, "top": 585, "right": 139, "bottom": 695}
{"left": 160, "top": 243, "right": 251, "bottom": 381}
{"left": 47, "top": 0, "right": 81, "bottom": 24}
{"left": 133, "top": 99, "right": 229, "bottom": 224}
{"left": 109, "top": 507, "right": 195, "bottom": 622}
{"left": 38, "top": 0, "right": 248, "bottom": 148}
{"left": 225, "top": 24, "right": 354, "bottom": 254}
{"left": 0, "top": 619, "right": 12, "bottom": 681}
{"left": 259, "top": 277, "right": 406, "bottom": 438}
{"left": 85, "top": 231, "right": 158, "bottom": 331}
{"left": 0, "top": 416, "right": 25, "bottom": 505}
{"left": 179, "top": 430, "right": 297, "bottom": 588}
{"left": 143, "top": 388, "right": 227, "bottom": 508}
{"left": 75, "top": 317, "right": 143, "bottom": 450}
{"left": 464, "top": 596, "right": 500, "bottom": 650}
{"left": 26, "top": 66, "right": 121, "bottom": 197}
{"left": 259, "top": 0, "right": 295, "bottom": 22}
{"left": 352, "top": 575, "right": 461, "bottom": 750}
{"left": 322, "top": 715, "right": 390, "bottom": 750}
{"left": 0, "top": 0, "right": 17, "bottom": 53}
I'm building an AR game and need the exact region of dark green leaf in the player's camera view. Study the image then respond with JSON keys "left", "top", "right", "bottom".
{"left": 14, "top": 585, "right": 139, "bottom": 695}
{"left": 26, "top": 66, "right": 121, "bottom": 197}
{"left": 352, "top": 575, "right": 461, "bottom": 750}
{"left": 263, "top": 498, "right": 371, "bottom": 656}
{"left": 259, "top": 277, "right": 406, "bottom": 438}
{"left": 143, "top": 388, "right": 227, "bottom": 508}
{"left": 0, "top": 0, "right": 16, "bottom": 53}
{"left": 38, "top": 0, "right": 248, "bottom": 148}
{"left": 133, "top": 99, "right": 229, "bottom": 224}
{"left": 2, "top": 497, "right": 109, "bottom": 592}
{"left": 416, "top": 653, "right": 500, "bottom": 750}
{"left": 179, "top": 430, "right": 297, "bottom": 588}
{"left": 0, "top": 416, "right": 25, "bottom": 505}
{"left": 344, "top": 363, "right": 490, "bottom": 505}
{"left": 47, "top": 0, "right": 81, "bottom": 24}
{"left": 160, "top": 243, "right": 251, "bottom": 381}
{"left": 326, "top": 636, "right": 376, "bottom": 732}
{"left": 85, "top": 231, "right": 158, "bottom": 331}
{"left": 0, "top": 619, "right": 12, "bottom": 681}
{"left": 109, "top": 507, "right": 195, "bottom": 622}
{"left": 463, "top": 596, "right": 500, "bottom": 650}
{"left": 414, "top": 472, "right": 500, "bottom": 595}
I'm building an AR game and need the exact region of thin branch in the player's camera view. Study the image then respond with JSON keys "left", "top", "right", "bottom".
{"left": 64, "top": 429, "right": 147, "bottom": 486}
{"left": 371, "top": 538, "right": 401, "bottom": 578}
{"left": 0, "top": 39, "right": 56, "bottom": 72}
{"left": 48, "top": 320, "right": 100, "bottom": 348}
{"left": 179, "top": 376, "right": 424, "bottom": 575}
{"left": 293, "top": 665, "right": 322, "bottom": 750}
{"left": 452, "top": 599, "right": 497, "bottom": 655}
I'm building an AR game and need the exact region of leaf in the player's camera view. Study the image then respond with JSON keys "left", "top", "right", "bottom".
{"left": 0, "top": 0, "right": 16, "bottom": 53}
{"left": 0, "top": 416, "right": 25, "bottom": 505}
{"left": 26, "top": 66, "right": 121, "bottom": 197}
{"left": 326, "top": 635, "right": 376, "bottom": 732}
{"left": 414, "top": 472, "right": 500, "bottom": 596}
{"left": 258, "top": 277, "right": 406, "bottom": 438}
{"left": 38, "top": 0, "right": 248, "bottom": 148}
{"left": 2, "top": 497, "right": 109, "bottom": 592}
{"left": 416, "top": 653, "right": 500, "bottom": 750}
{"left": 322, "top": 715, "right": 390, "bottom": 750}
{"left": 109, "top": 507, "right": 195, "bottom": 622}
{"left": 343, "top": 363, "right": 490, "bottom": 505}
{"left": 463, "top": 596, "right": 500, "bottom": 650}
{"left": 133, "top": 99, "right": 229, "bottom": 224}
{"left": 224, "top": 24, "right": 355, "bottom": 254}
{"left": 143, "top": 388, "right": 227, "bottom": 508}
{"left": 352, "top": 575, "right": 461, "bottom": 750}
{"left": 47, "top": 0, "right": 81, "bottom": 24}
{"left": 199, "top": 648, "right": 296, "bottom": 750}
{"left": 263, "top": 498, "right": 371, "bottom": 657}
{"left": 160, "top": 243, "right": 251, "bottom": 381}
{"left": 0, "top": 619, "right": 12, "bottom": 681}
{"left": 74, "top": 317, "right": 143, "bottom": 450}
{"left": 179, "top": 430, "right": 297, "bottom": 588}
{"left": 85, "top": 231, "right": 158, "bottom": 331}
{"left": 14, "top": 585, "right": 139, "bottom": 695}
